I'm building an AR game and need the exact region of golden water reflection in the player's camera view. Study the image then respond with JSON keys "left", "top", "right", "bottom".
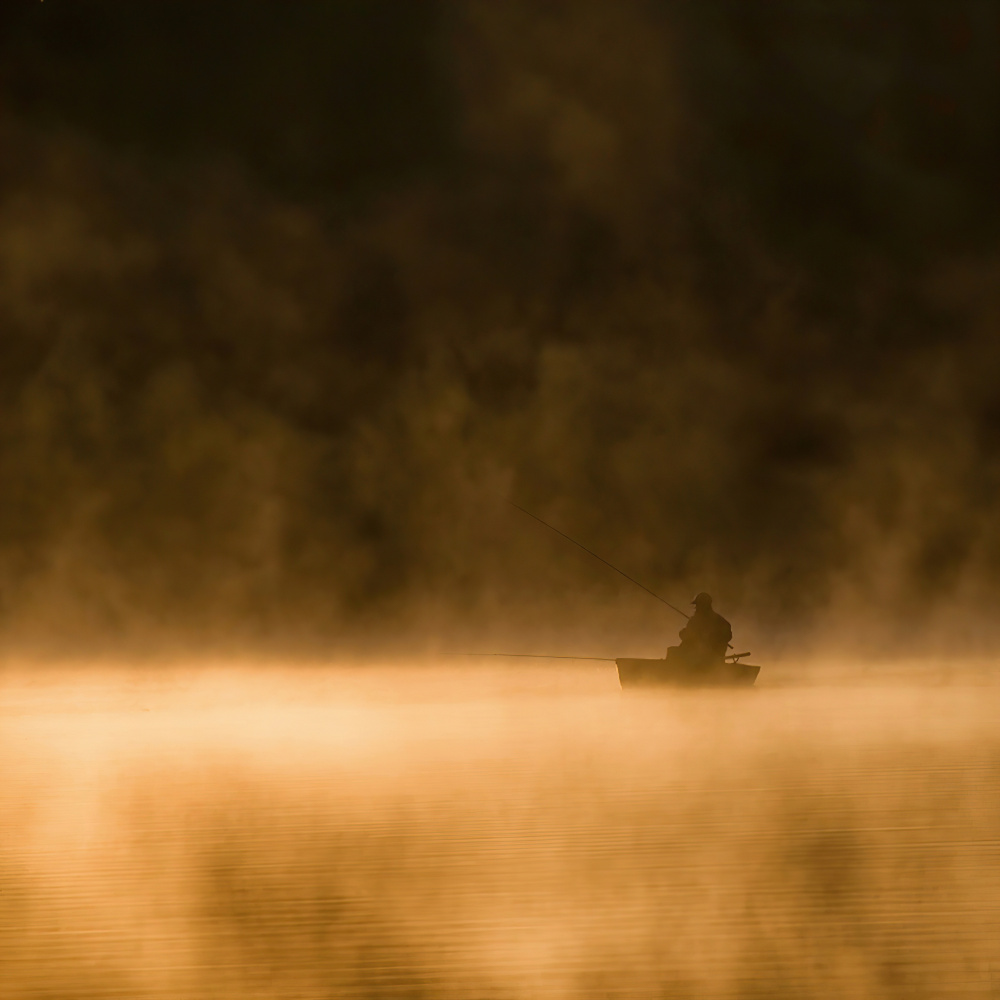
{"left": 2, "top": 662, "right": 999, "bottom": 998}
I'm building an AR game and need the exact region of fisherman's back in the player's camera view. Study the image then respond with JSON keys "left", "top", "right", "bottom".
{"left": 669, "top": 592, "right": 732, "bottom": 670}
{"left": 680, "top": 607, "right": 732, "bottom": 654}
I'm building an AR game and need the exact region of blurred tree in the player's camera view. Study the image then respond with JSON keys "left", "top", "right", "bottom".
{"left": 0, "top": 0, "right": 458, "bottom": 207}
{"left": 671, "top": 0, "right": 1000, "bottom": 263}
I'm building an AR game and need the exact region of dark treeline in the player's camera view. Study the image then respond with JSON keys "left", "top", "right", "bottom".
{"left": 0, "top": 1, "right": 998, "bottom": 654}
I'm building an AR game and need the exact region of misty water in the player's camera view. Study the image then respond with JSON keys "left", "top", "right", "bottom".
{"left": 2, "top": 661, "right": 999, "bottom": 999}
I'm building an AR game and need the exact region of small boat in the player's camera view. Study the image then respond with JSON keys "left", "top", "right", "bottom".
{"left": 616, "top": 653, "right": 760, "bottom": 688}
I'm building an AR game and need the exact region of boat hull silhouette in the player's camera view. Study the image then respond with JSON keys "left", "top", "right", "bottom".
{"left": 616, "top": 658, "right": 760, "bottom": 688}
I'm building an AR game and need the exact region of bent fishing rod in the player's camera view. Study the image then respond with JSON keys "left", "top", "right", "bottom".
{"left": 508, "top": 501, "right": 691, "bottom": 621}
{"left": 465, "top": 502, "right": 734, "bottom": 659}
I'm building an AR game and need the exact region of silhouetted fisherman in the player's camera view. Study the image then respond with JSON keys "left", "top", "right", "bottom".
{"left": 667, "top": 592, "right": 732, "bottom": 671}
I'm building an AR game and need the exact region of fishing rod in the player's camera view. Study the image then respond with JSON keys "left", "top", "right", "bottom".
{"left": 465, "top": 653, "right": 615, "bottom": 661}
{"left": 509, "top": 501, "right": 691, "bottom": 622}
{"left": 467, "top": 651, "right": 749, "bottom": 662}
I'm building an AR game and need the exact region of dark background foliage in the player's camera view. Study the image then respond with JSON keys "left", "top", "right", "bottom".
{"left": 0, "top": 0, "right": 998, "bottom": 654}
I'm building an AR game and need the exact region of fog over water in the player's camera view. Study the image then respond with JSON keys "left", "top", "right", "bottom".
{"left": 1, "top": 5, "right": 999, "bottom": 995}
{"left": 3, "top": 661, "right": 999, "bottom": 998}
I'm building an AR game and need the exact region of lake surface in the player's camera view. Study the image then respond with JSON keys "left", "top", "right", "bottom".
{"left": 2, "top": 661, "right": 999, "bottom": 998}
